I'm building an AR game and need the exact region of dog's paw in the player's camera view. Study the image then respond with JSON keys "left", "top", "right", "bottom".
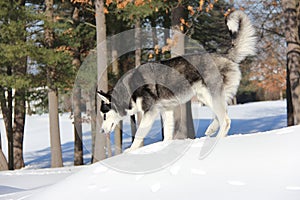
{"left": 204, "top": 130, "right": 215, "bottom": 137}
{"left": 123, "top": 148, "right": 132, "bottom": 153}
{"left": 124, "top": 147, "right": 137, "bottom": 153}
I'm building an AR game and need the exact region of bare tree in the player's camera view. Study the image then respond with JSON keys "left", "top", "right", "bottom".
{"left": 282, "top": 0, "right": 300, "bottom": 125}
{"left": 0, "top": 0, "right": 31, "bottom": 169}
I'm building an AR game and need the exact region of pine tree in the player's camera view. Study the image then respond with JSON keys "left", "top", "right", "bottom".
{"left": 0, "top": 0, "right": 40, "bottom": 169}
{"left": 189, "top": 0, "right": 231, "bottom": 53}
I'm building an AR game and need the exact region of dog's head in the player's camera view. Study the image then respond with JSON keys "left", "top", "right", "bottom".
{"left": 97, "top": 90, "right": 122, "bottom": 134}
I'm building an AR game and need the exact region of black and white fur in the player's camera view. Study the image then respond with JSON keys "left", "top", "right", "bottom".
{"left": 98, "top": 10, "right": 257, "bottom": 152}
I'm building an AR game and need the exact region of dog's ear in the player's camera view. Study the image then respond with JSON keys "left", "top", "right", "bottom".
{"left": 97, "top": 90, "right": 110, "bottom": 104}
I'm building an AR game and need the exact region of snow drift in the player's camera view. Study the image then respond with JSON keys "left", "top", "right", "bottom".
{"left": 0, "top": 100, "right": 298, "bottom": 200}
{"left": 28, "top": 125, "right": 300, "bottom": 200}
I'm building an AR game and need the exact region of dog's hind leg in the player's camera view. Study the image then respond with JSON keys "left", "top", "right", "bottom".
{"left": 217, "top": 112, "right": 231, "bottom": 138}
{"left": 198, "top": 90, "right": 231, "bottom": 159}
{"left": 203, "top": 88, "right": 231, "bottom": 138}
{"left": 197, "top": 87, "right": 219, "bottom": 136}
{"left": 195, "top": 84, "right": 231, "bottom": 137}
{"left": 161, "top": 110, "right": 174, "bottom": 141}
{"left": 125, "top": 108, "right": 159, "bottom": 152}
{"left": 211, "top": 98, "right": 231, "bottom": 138}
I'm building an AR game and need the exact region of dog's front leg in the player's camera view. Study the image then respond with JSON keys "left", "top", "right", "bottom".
{"left": 161, "top": 110, "right": 174, "bottom": 140}
{"left": 204, "top": 117, "right": 219, "bottom": 136}
{"left": 125, "top": 109, "right": 159, "bottom": 153}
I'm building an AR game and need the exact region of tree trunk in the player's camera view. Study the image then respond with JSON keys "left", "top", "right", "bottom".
{"left": 150, "top": 17, "right": 165, "bottom": 140}
{"left": 151, "top": 17, "right": 160, "bottom": 61}
{"left": 6, "top": 88, "right": 13, "bottom": 170}
{"left": 171, "top": 4, "right": 195, "bottom": 139}
{"left": 298, "top": 3, "right": 300, "bottom": 39}
{"left": 112, "top": 40, "right": 119, "bottom": 76}
{"left": 132, "top": 18, "right": 143, "bottom": 145}
{"left": 13, "top": 89, "right": 26, "bottom": 169}
{"left": 93, "top": 0, "right": 108, "bottom": 163}
{"left": 0, "top": 131, "right": 8, "bottom": 171}
{"left": 0, "top": 87, "right": 13, "bottom": 170}
{"left": 112, "top": 38, "right": 123, "bottom": 155}
{"left": 0, "top": 149, "right": 8, "bottom": 171}
{"left": 72, "top": 7, "right": 83, "bottom": 166}
{"left": 45, "top": 0, "right": 63, "bottom": 168}
{"left": 48, "top": 90, "right": 63, "bottom": 167}
{"left": 135, "top": 19, "right": 142, "bottom": 68}
{"left": 114, "top": 123, "right": 123, "bottom": 155}
{"left": 73, "top": 85, "right": 83, "bottom": 165}
{"left": 286, "top": 65, "right": 294, "bottom": 126}
{"left": 163, "top": 12, "right": 170, "bottom": 51}
{"left": 90, "top": 90, "right": 97, "bottom": 162}
{"left": 282, "top": 0, "right": 300, "bottom": 125}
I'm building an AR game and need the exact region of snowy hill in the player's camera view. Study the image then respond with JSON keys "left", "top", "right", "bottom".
{"left": 1, "top": 126, "right": 300, "bottom": 200}
{"left": 1, "top": 100, "right": 299, "bottom": 199}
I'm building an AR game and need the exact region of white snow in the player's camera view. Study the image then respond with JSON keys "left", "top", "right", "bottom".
{"left": 1, "top": 100, "right": 300, "bottom": 200}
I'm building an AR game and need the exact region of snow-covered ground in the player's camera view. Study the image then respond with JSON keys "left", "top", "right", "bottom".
{"left": 1, "top": 100, "right": 299, "bottom": 200}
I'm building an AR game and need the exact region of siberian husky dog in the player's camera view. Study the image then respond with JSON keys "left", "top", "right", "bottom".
{"left": 98, "top": 10, "right": 257, "bottom": 152}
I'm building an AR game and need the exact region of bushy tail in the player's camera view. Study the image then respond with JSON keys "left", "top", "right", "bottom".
{"left": 226, "top": 10, "right": 257, "bottom": 63}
